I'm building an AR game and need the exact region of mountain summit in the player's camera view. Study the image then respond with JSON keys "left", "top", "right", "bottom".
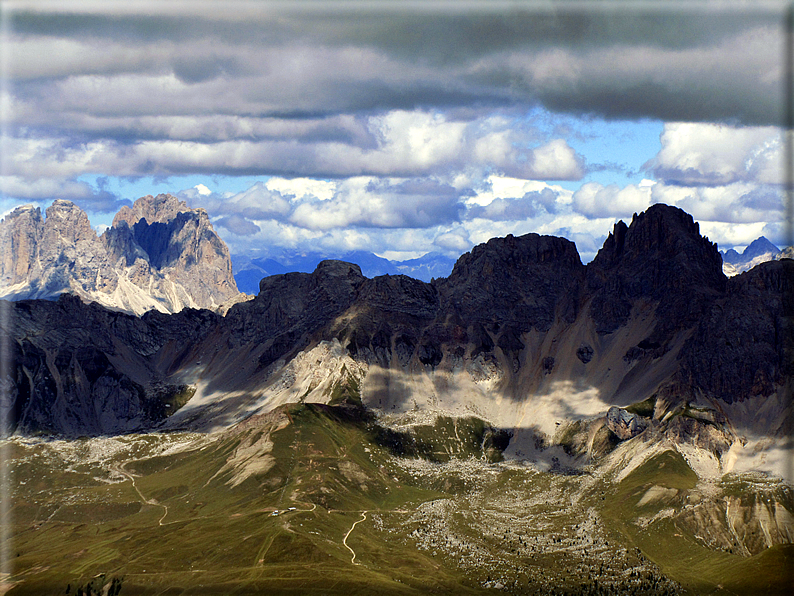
{"left": 0, "top": 194, "right": 241, "bottom": 315}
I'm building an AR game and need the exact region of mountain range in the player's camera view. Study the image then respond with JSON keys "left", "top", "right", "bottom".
{"left": 4, "top": 202, "right": 791, "bottom": 445}
{"left": 2, "top": 201, "right": 792, "bottom": 595}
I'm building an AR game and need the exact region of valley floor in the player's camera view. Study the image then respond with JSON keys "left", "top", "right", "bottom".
{"left": 1, "top": 404, "right": 792, "bottom": 595}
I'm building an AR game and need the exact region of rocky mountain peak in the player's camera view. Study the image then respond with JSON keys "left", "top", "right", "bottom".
{"left": 0, "top": 205, "right": 45, "bottom": 287}
{"left": 592, "top": 204, "right": 721, "bottom": 271}
{"left": 1, "top": 196, "right": 241, "bottom": 314}
{"left": 256, "top": 259, "right": 365, "bottom": 313}
{"left": 112, "top": 193, "right": 190, "bottom": 228}
{"left": 44, "top": 199, "right": 98, "bottom": 244}
{"left": 312, "top": 259, "right": 365, "bottom": 282}
{"left": 587, "top": 203, "right": 726, "bottom": 334}
{"left": 445, "top": 232, "right": 583, "bottom": 283}
{"left": 4, "top": 203, "right": 41, "bottom": 220}
{"left": 436, "top": 233, "right": 585, "bottom": 333}
{"left": 739, "top": 236, "right": 780, "bottom": 261}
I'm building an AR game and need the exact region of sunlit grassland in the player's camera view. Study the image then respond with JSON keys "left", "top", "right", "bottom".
{"left": 5, "top": 405, "right": 475, "bottom": 595}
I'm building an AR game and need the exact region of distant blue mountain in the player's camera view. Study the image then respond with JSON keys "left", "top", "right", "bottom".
{"left": 392, "top": 252, "right": 457, "bottom": 281}
{"left": 232, "top": 250, "right": 456, "bottom": 295}
{"left": 720, "top": 236, "right": 780, "bottom": 266}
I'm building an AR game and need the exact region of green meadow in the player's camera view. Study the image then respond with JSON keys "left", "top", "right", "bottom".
{"left": 3, "top": 403, "right": 791, "bottom": 595}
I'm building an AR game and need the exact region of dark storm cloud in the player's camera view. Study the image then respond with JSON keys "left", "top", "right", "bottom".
{"left": 314, "top": 6, "right": 776, "bottom": 60}
{"left": 1, "top": 0, "right": 787, "bottom": 241}
{"left": 4, "top": 3, "right": 785, "bottom": 132}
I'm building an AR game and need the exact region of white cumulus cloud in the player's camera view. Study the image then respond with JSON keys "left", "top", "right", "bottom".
{"left": 572, "top": 182, "right": 653, "bottom": 220}
{"left": 649, "top": 123, "right": 783, "bottom": 186}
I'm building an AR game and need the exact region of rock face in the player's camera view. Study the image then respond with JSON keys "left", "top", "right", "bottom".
{"left": 676, "top": 259, "right": 793, "bottom": 417}
{"left": 605, "top": 406, "right": 645, "bottom": 440}
{"left": 2, "top": 203, "right": 790, "bottom": 445}
{"left": 0, "top": 194, "right": 240, "bottom": 315}
{"left": 6, "top": 294, "right": 221, "bottom": 435}
{"left": 586, "top": 204, "right": 726, "bottom": 336}
{"left": 0, "top": 201, "right": 118, "bottom": 299}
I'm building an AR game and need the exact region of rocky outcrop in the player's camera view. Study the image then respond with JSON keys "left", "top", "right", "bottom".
{"left": 436, "top": 233, "right": 585, "bottom": 333}
{"left": 0, "top": 194, "right": 240, "bottom": 315}
{"left": 226, "top": 260, "right": 366, "bottom": 362}
{"left": 112, "top": 193, "right": 191, "bottom": 227}
{"left": 606, "top": 406, "right": 646, "bottom": 440}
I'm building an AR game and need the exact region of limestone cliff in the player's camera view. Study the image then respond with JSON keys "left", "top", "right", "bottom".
{"left": 0, "top": 194, "right": 241, "bottom": 315}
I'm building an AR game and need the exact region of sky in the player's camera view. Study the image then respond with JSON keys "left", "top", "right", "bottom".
{"left": 0, "top": 0, "right": 791, "bottom": 264}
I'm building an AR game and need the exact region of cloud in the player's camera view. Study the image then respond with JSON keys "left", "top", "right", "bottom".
{"left": 648, "top": 123, "right": 783, "bottom": 186}
{"left": 2, "top": 110, "right": 586, "bottom": 183}
{"left": 528, "top": 25, "right": 782, "bottom": 126}
{"left": 0, "top": 175, "right": 126, "bottom": 212}
{"left": 196, "top": 173, "right": 598, "bottom": 260}
{"left": 572, "top": 182, "right": 653, "bottom": 219}
{"left": 191, "top": 181, "right": 292, "bottom": 220}
{"left": 214, "top": 214, "right": 261, "bottom": 236}
{"left": 6, "top": 7, "right": 783, "bottom": 125}
{"left": 651, "top": 181, "right": 784, "bottom": 225}
{"left": 433, "top": 228, "right": 472, "bottom": 253}
{"left": 524, "top": 139, "right": 585, "bottom": 180}
{"left": 289, "top": 177, "right": 465, "bottom": 230}
{"left": 181, "top": 176, "right": 466, "bottom": 236}
{"left": 265, "top": 177, "right": 336, "bottom": 201}
{"left": 467, "top": 188, "right": 562, "bottom": 221}
{"left": 1, "top": 4, "right": 787, "bottom": 266}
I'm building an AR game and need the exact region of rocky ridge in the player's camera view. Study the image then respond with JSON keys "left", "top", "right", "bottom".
{"left": 0, "top": 194, "right": 241, "bottom": 315}
{"left": 3, "top": 204, "right": 790, "bottom": 462}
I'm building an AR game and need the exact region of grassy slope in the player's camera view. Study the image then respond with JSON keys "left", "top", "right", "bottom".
{"left": 7, "top": 405, "right": 474, "bottom": 595}
{"left": 599, "top": 450, "right": 793, "bottom": 595}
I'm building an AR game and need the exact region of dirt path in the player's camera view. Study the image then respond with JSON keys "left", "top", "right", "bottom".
{"left": 114, "top": 462, "right": 170, "bottom": 526}
{"left": 342, "top": 511, "right": 367, "bottom": 565}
